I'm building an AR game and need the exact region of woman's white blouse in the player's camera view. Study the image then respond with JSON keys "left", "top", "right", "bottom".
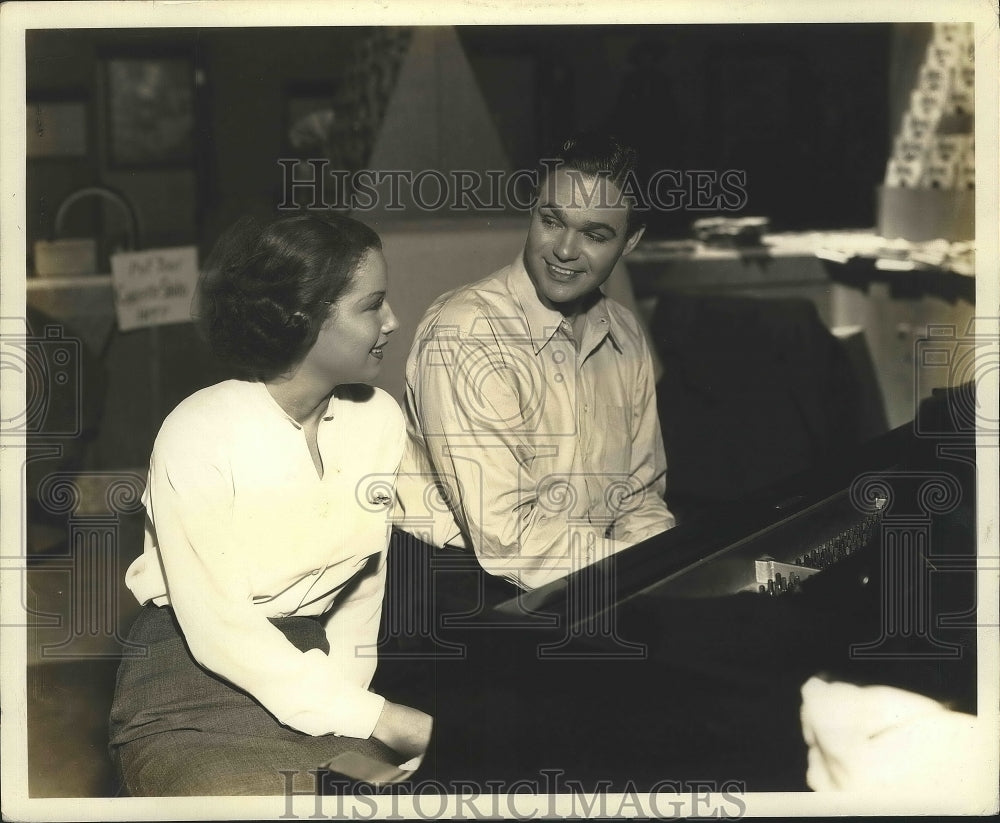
{"left": 124, "top": 380, "right": 405, "bottom": 739}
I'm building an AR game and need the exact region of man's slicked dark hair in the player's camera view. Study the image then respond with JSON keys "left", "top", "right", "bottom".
{"left": 536, "top": 133, "right": 645, "bottom": 235}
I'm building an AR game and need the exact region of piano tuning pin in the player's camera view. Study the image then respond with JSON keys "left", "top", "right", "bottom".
{"left": 759, "top": 584, "right": 767, "bottom": 595}
{"left": 767, "top": 579, "right": 775, "bottom": 596}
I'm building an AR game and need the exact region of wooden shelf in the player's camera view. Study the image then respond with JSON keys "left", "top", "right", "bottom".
{"left": 26, "top": 275, "right": 112, "bottom": 291}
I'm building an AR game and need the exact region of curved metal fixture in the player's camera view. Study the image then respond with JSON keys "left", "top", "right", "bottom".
{"left": 54, "top": 186, "right": 141, "bottom": 251}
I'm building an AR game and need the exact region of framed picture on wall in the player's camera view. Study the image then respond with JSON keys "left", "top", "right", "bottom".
{"left": 283, "top": 80, "right": 339, "bottom": 156}
{"left": 103, "top": 50, "right": 196, "bottom": 169}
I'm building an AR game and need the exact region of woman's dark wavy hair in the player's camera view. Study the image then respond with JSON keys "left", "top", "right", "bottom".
{"left": 195, "top": 212, "right": 381, "bottom": 381}
{"left": 536, "top": 133, "right": 646, "bottom": 236}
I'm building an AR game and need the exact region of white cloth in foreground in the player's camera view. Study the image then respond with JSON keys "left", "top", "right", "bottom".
{"left": 800, "top": 676, "right": 993, "bottom": 795}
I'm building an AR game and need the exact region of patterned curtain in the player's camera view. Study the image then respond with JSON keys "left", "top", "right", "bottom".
{"left": 328, "top": 27, "right": 414, "bottom": 175}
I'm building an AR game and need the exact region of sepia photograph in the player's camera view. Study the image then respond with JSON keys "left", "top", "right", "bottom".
{"left": 1, "top": 1, "right": 997, "bottom": 820}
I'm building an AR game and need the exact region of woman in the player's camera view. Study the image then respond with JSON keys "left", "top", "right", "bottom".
{"left": 108, "top": 213, "right": 432, "bottom": 796}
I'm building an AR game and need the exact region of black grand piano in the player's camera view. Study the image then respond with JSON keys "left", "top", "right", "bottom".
{"left": 373, "top": 385, "right": 979, "bottom": 793}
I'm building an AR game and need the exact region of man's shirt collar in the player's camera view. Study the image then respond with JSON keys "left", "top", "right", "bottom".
{"left": 506, "top": 252, "right": 621, "bottom": 356}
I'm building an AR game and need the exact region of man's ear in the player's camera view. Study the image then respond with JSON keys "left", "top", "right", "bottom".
{"left": 622, "top": 224, "right": 646, "bottom": 256}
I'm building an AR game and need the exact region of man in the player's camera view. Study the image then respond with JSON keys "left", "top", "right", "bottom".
{"left": 397, "top": 134, "right": 674, "bottom": 592}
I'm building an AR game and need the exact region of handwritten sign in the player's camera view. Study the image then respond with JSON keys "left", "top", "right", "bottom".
{"left": 110, "top": 246, "right": 199, "bottom": 331}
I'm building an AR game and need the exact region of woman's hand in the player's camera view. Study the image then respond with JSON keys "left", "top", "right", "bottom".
{"left": 371, "top": 700, "right": 433, "bottom": 762}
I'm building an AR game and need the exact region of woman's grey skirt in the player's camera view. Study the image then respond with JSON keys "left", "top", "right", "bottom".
{"left": 108, "top": 604, "right": 397, "bottom": 796}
